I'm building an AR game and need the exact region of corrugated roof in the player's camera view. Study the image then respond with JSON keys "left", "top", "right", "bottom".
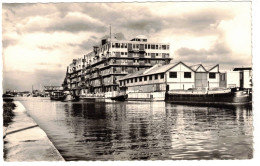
{"left": 144, "top": 63, "right": 178, "bottom": 75}
{"left": 189, "top": 64, "right": 201, "bottom": 71}
{"left": 119, "top": 69, "right": 146, "bottom": 80}
{"left": 204, "top": 64, "right": 218, "bottom": 71}
{"left": 119, "top": 62, "right": 179, "bottom": 80}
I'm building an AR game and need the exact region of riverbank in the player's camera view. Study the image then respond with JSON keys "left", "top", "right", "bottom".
{"left": 3, "top": 99, "right": 16, "bottom": 128}
{"left": 3, "top": 101, "right": 65, "bottom": 161}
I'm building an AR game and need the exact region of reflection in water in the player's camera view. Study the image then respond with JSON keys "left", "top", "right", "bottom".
{"left": 18, "top": 97, "right": 253, "bottom": 160}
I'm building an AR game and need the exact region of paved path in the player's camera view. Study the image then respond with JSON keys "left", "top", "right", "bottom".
{"left": 4, "top": 101, "right": 65, "bottom": 161}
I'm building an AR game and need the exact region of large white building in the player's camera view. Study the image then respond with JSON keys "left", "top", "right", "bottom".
{"left": 118, "top": 61, "right": 220, "bottom": 93}
{"left": 62, "top": 35, "right": 171, "bottom": 97}
{"left": 225, "top": 67, "right": 252, "bottom": 89}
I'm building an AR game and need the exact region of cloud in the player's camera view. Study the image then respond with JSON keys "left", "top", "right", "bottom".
{"left": 3, "top": 69, "right": 65, "bottom": 91}
{"left": 2, "top": 38, "right": 18, "bottom": 48}
{"left": 2, "top": 2, "right": 251, "bottom": 91}
{"left": 77, "top": 38, "right": 99, "bottom": 50}
{"left": 175, "top": 38, "right": 248, "bottom": 68}
{"left": 46, "top": 12, "right": 107, "bottom": 33}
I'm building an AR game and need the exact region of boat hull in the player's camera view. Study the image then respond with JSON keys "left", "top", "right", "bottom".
{"left": 111, "top": 95, "right": 127, "bottom": 101}
{"left": 62, "top": 94, "right": 80, "bottom": 102}
{"left": 166, "top": 91, "right": 251, "bottom": 106}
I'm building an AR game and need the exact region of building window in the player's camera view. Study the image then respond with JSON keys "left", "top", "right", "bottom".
{"left": 156, "top": 45, "right": 158, "bottom": 49}
{"left": 151, "top": 44, "right": 155, "bottom": 49}
{"left": 145, "top": 44, "right": 147, "bottom": 49}
{"left": 139, "top": 77, "right": 142, "bottom": 82}
{"left": 120, "top": 81, "right": 122, "bottom": 86}
{"left": 135, "top": 78, "right": 138, "bottom": 82}
{"left": 127, "top": 79, "right": 129, "bottom": 83}
{"left": 162, "top": 45, "right": 166, "bottom": 50}
{"left": 169, "top": 72, "right": 177, "bottom": 78}
{"left": 160, "top": 73, "right": 164, "bottom": 79}
{"left": 209, "top": 73, "right": 216, "bottom": 79}
{"left": 144, "top": 76, "right": 147, "bottom": 81}
{"left": 184, "top": 72, "right": 191, "bottom": 78}
{"left": 115, "top": 43, "right": 120, "bottom": 48}
{"left": 131, "top": 78, "right": 133, "bottom": 83}
{"left": 148, "top": 44, "right": 150, "bottom": 49}
{"left": 149, "top": 75, "right": 153, "bottom": 80}
{"left": 156, "top": 53, "right": 158, "bottom": 56}
{"left": 155, "top": 74, "right": 158, "bottom": 80}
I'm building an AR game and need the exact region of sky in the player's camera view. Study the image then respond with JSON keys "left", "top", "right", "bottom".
{"left": 2, "top": 1, "right": 252, "bottom": 91}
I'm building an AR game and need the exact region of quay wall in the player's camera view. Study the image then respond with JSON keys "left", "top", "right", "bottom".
{"left": 4, "top": 101, "right": 65, "bottom": 161}
{"left": 127, "top": 91, "right": 165, "bottom": 101}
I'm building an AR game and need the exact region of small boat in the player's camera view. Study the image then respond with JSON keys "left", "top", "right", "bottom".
{"left": 50, "top": 91, "right": 80, "bottom": 102}
{"left": 50, "top": 91, "right": 66, "bottom": 101}
{"left": 111, "top": 94, "right": 128, "bottom": 101}
{"left": 62, "top": 93, "right": 80, "bottom": 102}
{"left": 2, "top": 93, "right": 15, "bottom": 98}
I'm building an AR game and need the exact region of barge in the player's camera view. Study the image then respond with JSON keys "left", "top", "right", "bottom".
{"left": 166, "top": 88, "right": 252, "bottom": 106}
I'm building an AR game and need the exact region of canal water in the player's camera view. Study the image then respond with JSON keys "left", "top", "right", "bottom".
{"left": 16, "top": 97, "right": 253, "bottom": 161}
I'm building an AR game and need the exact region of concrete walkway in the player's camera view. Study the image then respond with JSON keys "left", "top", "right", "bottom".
{"left": 4, "top": 101, "right": 65, "bottom": 161}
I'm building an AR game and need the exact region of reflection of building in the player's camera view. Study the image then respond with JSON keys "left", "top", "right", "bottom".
{"left": 62, "top": 35, "right": 171, "bottom": 97}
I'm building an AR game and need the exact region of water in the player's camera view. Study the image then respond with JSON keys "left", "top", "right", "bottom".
{"left": 15, "top": 97, "right": 253, "bottom": 160}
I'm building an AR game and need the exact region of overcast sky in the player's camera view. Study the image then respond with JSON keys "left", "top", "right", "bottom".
{"left": 2, "top": 1, "right": 252, "bottom": 91}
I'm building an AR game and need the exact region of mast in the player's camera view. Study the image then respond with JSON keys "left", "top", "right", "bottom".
{"left": 109, "top": 24, "right": 111, "bottom": 41}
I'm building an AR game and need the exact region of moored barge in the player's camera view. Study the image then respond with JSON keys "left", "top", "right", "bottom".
{"left": 166, "top": 88, "right": 252, "bottom": 106}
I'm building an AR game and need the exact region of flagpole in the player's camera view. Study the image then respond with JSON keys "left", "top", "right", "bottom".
{"left": 110, "top": 24, "right": 111, "bottom": 41}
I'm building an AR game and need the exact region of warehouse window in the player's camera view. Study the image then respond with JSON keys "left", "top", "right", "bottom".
{"left": 184, "top": 72, "right": 191, "bottom": 78}
{"left": 155, "top": 74, "right": 158, "bottom": 80}
{"left": 149, "top": 75, "right": 153, "bottom": 80}
{"left": 169, "top": 72, "right": 177, "bottom": 78}
{"left": 160, "top": 73, "right": 164, "bottom": 79}
{"left": 209, "top": 73, "right": 216, "bottom": 79}
{"left": 162, "top": 45, "right": 166, "bottom": 50}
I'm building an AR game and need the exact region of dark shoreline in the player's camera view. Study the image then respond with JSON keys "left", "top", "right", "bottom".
{"left": 3, "top": 98, "right": 16, "bottom": 127}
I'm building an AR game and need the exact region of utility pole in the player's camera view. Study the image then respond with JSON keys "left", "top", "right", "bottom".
{"left": 110, "top": 24, "right": 111, "bottom": 40}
